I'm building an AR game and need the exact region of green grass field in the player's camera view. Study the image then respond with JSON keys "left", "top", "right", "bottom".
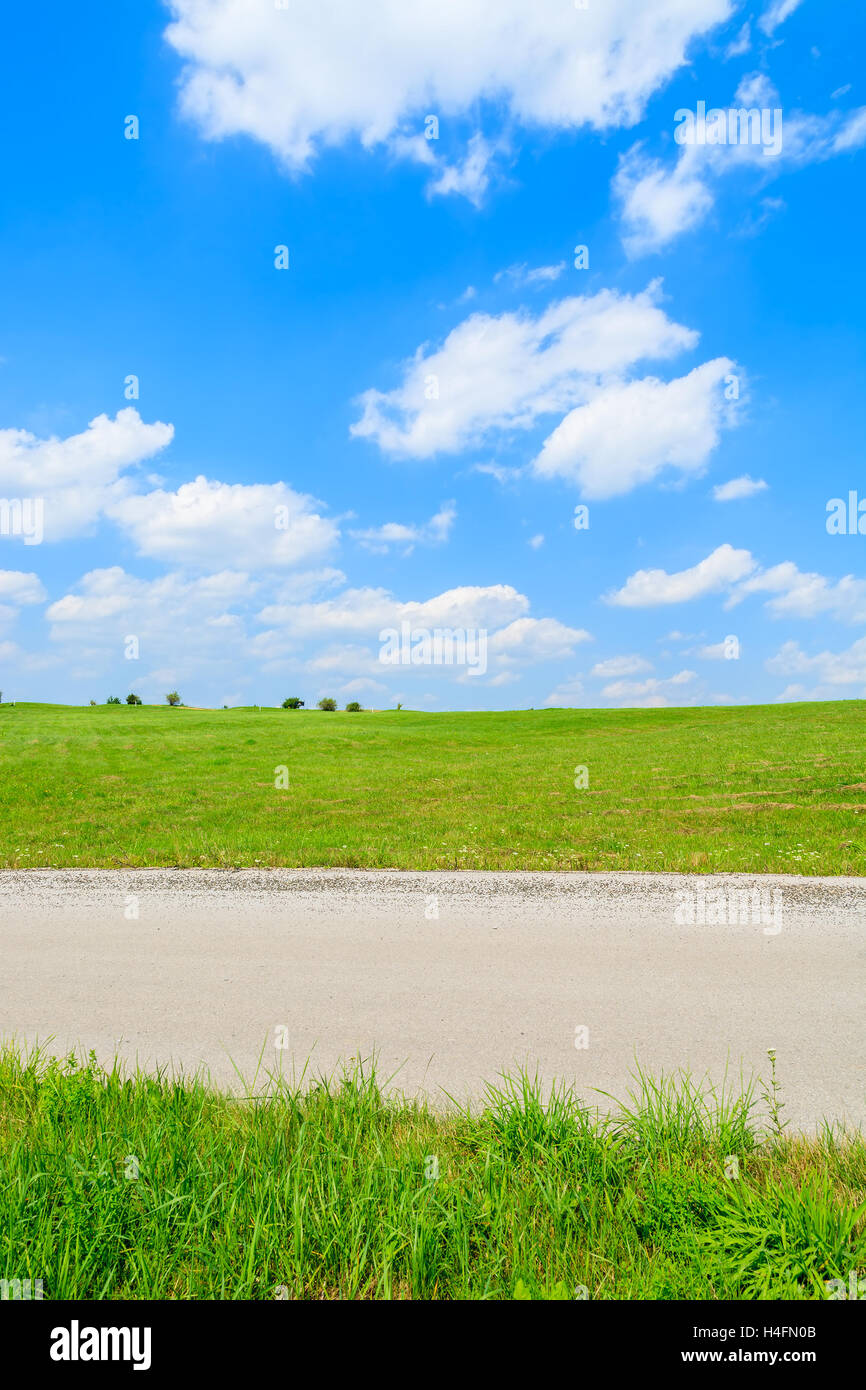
{"left": 1, "top": 1046, "right": 863, "bottom": 1301}
{"left": 1, "top": 700, "right": 864, "bottom": 872}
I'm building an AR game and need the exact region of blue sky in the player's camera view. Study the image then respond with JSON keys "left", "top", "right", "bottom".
{"left": 1, "top": 0, "right": 865, "bottom": 709}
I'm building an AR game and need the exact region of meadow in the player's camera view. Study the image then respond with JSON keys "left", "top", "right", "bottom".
{"left": 0, "top": 699, "right": 864, "bottom": 873}
{"left": 0, "top": 1045, "right": 863, "bottom": 1301}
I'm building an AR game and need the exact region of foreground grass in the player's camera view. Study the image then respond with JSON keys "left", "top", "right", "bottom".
{"left": 0, "top": 1047, "right": 864, "bottom": 1300}
{"left": 1, "top": 701, "right": 865, "bottom": 872}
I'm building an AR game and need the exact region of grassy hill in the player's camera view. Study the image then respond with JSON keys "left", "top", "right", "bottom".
{"left": 0, "top": 700, "right": 864, "bottom": 872}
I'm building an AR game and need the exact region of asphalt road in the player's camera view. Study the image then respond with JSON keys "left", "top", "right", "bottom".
{"left": 1, "top": 869, "right": 864, "bottom": 1129}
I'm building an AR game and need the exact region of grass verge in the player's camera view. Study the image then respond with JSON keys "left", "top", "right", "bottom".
{"left": 1, "top": 1045, "right": 864, "bottom": 1300}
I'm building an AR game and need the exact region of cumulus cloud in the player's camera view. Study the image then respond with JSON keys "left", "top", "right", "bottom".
{"left": 606, "top": 546, "right": 866, "bottom": 628}
{"left": 601, "top": 669, "right": 696, "bottom": 699}
{"left": 729, "top": 562, "right": 866, "bottom": 623}
{"left": 614, "top": 144, "right": 715, "bottom": 256}
{"left": 44, "top": 567, "right": 266, "bottom": 690}
{"left": 606, "top": 544, "right": 756, "bottom": 607}
{"left": 713, "top": 474, "right": 768, "bottom": 501}
{"left": 108, "top": 475, "right": 339, "bottom": 569}
{"left": 349, "top": 501, "right": 455, "bottom": 554}
{"left": 389, "top": 131, "right": 505, "bottom": 206}
{"left": 0, "top": 409, "right": 173, "bottom": 541}
{"left": 257, "top": 582, "right": 529, "bottom": 638}
{"left": 164, "top": 0, "right": 732, "bottom": 185}
{"left": 351, "top": 283, "right": 697, "bottom": 459}
{"left": 488, "top": 617, "right": 591, "bottom": 667}
{"left": 766, "top": 637, "right": 866, "bottom": 687}
{"left": 0, "top": 570, "right": 47, "bottom": 607}
{"left": 532, "top": 359, "right": 737, "bottom": 498}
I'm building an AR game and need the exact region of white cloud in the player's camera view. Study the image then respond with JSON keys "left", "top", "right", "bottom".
{"left": 43, "top": 567, "right": 267, "bottom": 692}
{"left": 349, "top": 501, "right": 455, "bottom": 554}
{"left": 698, "top": 641, "right": 736, "bottom": 659}
{"left": 713, "top": 474, "right": 768, "bottom": 500}
{"left": 257, "top": 582, "right": 529, "bottom": 638}
{"left": 0, "top": 570, "right": 47, "bottom": 606}
{"left": 724, "top": 22, "right": 751, "bottom": 59}
{"left": 601, "top": 669, "right": 696, "bottom": 699}
{"left": 735, "top": 72, "right": 779, "bottom": 109}
{"left": 544, "top": 676, "right": 585, "bottom": 707}
{"left": 351, "top": 283, "right": 697, "bottom": 458}
{"left": 109, "top": 475, "right": 339, "bottom": 569}
{"left": 165, "top": 0, "right": 733, "bottom": 181}
{"left": 607, "top": 544, "right": 756, "bottom": 607}
{"left": 32, "top": 561, "right": 594, "bottom": 700}
{"left": 471, "top": 463, "right": 523, "bottom": 486}
{"left": 0, "top": 639, "right": 59, "bottom": 673}
{"left": 488, "top": 617, "right": 591, "bottom": 667}
{"left": 46, "top": 567, "right": 257, "bottom": 627}
{"left": 339, "top": 677, "right": 388, "bottom": 696}
{"left": 833, "top": 108, "right": 866, "bottom": 153}
{"left": 528, "top": 534, "right": 544, "bottom": 549}
{"left": 615, "top": 88, "right": 866, "bottom": 255}
{"left": 389, "top": 131, "right": 507, "bottom": 206}
{"left": 0, "top": 409, "right": 173, "bottom": 541}
{"left": 730, "top": 562, "right": 866, "bottom": 623}
{"left": 591, "top": 654, "right": 652, "bottom": 677}
{"left": 426, "top": 133, "right": 497, "bottom": 207}
{"left": 759, "top": 0, "right": 804, "bottom": 35}
{"left": 268, "top": 568, "right": 347, "bottom": 601}
{"left": 614, "top": 144, "right": 715, "bottom": 256}
{"left": 617, "top": 551, "right": 866, "bottom": 626}
{"left": 532, "top": 359, "right": 736, "bottom": 498}
{"left": 494, "top": 262, "right": 567, "bottom": 287}
{"left": 766, "top": 637, "right": 866, "bottom": 686}
{"left": 305, "top": 643, "right": 383, "bottom": 676}
{"left": 736, "top": 195, "right": 786, "bottom": 237}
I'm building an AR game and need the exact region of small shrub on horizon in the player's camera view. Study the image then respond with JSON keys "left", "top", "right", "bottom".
{"left": 317, "top": 697, "right": 337, "bottom": 711}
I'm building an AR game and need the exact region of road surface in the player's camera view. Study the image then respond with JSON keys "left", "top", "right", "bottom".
{"left": 1, "top": 869, "right": 864, "bottom": 1129}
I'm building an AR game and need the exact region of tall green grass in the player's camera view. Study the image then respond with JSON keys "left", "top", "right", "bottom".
{"left": 1, "top": 1046, "right": 863, "bottom": 1300}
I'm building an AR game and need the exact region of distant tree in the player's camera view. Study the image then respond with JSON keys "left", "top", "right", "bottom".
{"left": 106, "top": 696, "right": 122, "bottom": 705}
{"left": 282, "top": 697, "right": 304, "bottom": 709}
{"left": 165, "top": 691, "right": 181, "bottom": 706}
{"left": 345, "top": 701, "right": 362, "bottom": 712}
{"left": 126, "top": 693, "right": 142, "bottom": 705}
{"left": 89, "top": 699, "right": 97, "bottom": 706}
{"left": 396, "top": 702, "right": 403, "bottom": 711}
{"left": 317, "top": 697, "right": 337, "bottom": 711}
